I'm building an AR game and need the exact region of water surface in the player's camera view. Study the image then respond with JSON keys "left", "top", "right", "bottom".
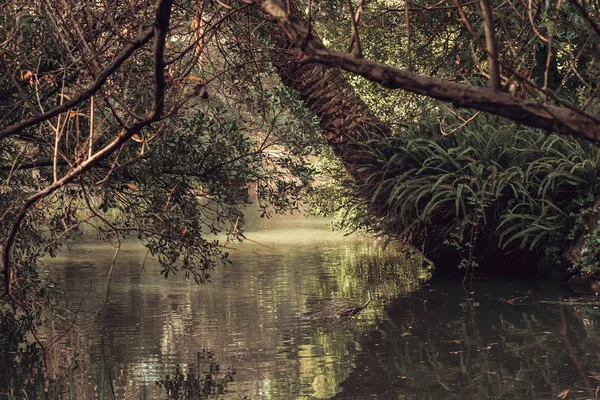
{"left": 38, "top": 213, "right": 600, "bottom": 399}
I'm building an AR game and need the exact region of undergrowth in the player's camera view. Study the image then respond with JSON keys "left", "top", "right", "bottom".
{"left": 310, "top": 112, "right": 600, "bottom": 275}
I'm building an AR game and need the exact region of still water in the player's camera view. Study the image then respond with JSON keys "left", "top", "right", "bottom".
{"left": 38, "top": 213, "right": 600, "bottom": 399}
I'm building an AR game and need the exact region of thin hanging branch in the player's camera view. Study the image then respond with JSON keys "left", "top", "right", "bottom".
{"left": 528, "top": 0, "right": 549, "bottom": 43}
{"left": 543, "top": 0, "right": 561, "bottom": 100}
{"left": 405, "top": 0, "right": 412, "bottom": 71}
{"left": 79, "top": 179, "right": 121, "bottom": 311}
{"left": 479, "top": 0, "right": 500, "bottom": 90}
{"left": 88, "top": 95, "right": 94, "bottom": 159}
{"left": 346, "top": 0, "right": 364, "bottom": 57}
{"left": 454, "top": 0, "right": 477, "bottom": 37}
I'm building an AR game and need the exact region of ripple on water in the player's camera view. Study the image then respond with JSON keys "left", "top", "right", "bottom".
{"left": 37, "top": 216, "right": 600, "bottom": 400}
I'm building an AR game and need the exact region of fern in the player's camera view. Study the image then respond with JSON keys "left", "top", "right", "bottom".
{"left": 352, "top": 112, "right": 600, "bottom": 272}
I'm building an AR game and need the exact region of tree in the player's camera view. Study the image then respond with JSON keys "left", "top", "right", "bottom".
{"left": 0, "top": 0, "right": 317, "bottom": 316}
{"left": 254, "top": 0, "right": 600, "bottom": 140}
{"left": 250, "top": 0, "right": 600, "bottom": 274}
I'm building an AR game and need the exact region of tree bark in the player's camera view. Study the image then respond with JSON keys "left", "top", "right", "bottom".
{"left": 272, "top": 45, "right": 390, "bottom": 186}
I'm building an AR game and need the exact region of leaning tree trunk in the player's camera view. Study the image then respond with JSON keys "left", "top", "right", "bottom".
{"left": 269, "top": 35, "right": 464, "bottom": 271}
{"left": 265, "top": 14, "right": 545, "bottom": 276}
{"left": 271, "top": 44, "right": 390, "bottom": 186}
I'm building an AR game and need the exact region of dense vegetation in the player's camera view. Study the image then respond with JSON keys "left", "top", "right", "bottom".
{"left": 312, "top": 113, "right": 600, "bottom": 275}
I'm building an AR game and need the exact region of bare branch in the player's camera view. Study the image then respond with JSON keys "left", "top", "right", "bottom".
{"left": 528, "top": 0, "right": 549, "bottom": 43}
{"left": 453, "top": 0, "right": 477, "bottom": 37}
{"left": 543, "top": 0, "right": 562, "bottom": 100}
{"left": 0, "top": 27, "right": 154, "bottom": 141}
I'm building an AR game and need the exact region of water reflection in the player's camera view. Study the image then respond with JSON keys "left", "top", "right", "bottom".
{"left": 332, "top": 279, "right": 600, "bottom": 399}
{"left": 157, "top": 350, "right": 235, "bottom": 399}
{"left": 34, "top": 213, "right": 600, "bottom": 399}
{"left": 39, "top": 213, "right": 424, "bottom": 399}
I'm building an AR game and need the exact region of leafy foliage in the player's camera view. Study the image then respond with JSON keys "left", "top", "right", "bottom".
{"left": 312, "top": 112, "right": 600, "bottom": 273}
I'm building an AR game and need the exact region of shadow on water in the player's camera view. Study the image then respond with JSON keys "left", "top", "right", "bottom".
{"left": 6, "top": 210, "right": 600, "bottom": 399}
{"left": 332, "top": 278, "right": 600, "bottom": 399}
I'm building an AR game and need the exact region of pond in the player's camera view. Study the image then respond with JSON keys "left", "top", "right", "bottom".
{"left": 31, "top": 211, "right": 600, "bottom": 399}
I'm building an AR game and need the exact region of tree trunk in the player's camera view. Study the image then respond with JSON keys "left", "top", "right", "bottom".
{"left": 272, "top": 44, "right": 390, "bottom": 186}
{"left": 266, "top": 14, "right": 551, "bottom": 277}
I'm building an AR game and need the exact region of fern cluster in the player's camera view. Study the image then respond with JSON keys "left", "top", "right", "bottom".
{"left": 316, "top": 113, "right": 600, "bottom": 274}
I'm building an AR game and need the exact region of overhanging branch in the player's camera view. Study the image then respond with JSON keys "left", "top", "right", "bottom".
{"left": 254, "top": 0, "right": 600, "bottom": 142}
{"left": 1, "top": 0, "right": 174, "bottom": 300}
{"left": 0, "top": 27, "right": 154, "bottom": 141}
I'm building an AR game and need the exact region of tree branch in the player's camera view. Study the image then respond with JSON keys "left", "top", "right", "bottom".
{"left": 1, "top": 0, "right": 174, "bottom": 300}
{"left": 254, "top": 0, "right": 600, "bottom": 142}
{"left": 0, "top": 27, "right": 154, "bottom": 141}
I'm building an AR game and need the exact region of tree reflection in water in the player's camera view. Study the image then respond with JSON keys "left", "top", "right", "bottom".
{"left": 0, "top": 345, "right": 237, "bottom": 399}
{"left": 331, "top": 279, "right": 600, "bottom": 399}
{"left": 158, "top": 350, "right": 237, "bottom": 399}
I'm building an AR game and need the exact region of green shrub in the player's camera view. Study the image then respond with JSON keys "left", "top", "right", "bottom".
{"left": 312, "top": 112, "right": 600, "bottom": 275}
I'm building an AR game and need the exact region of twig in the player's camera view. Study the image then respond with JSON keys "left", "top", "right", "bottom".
{"left": 543, "top": 0, "right": 562, "bottom": 100}
{"left": 454, "top": 0, "right": 477, "bottom": 37}
{"left": 528, "top": 0, "right": 549, "bottom": 43}
{"left": 99, "top": 241, "right": 121, "bottom": 315}
{"left": 89, "top": 95, "right": 94, "bottom": 159}
{"left": 79, "top": 179, "right": 122, "bottom": 312}
{"left": 30, "top": 325, "right": 48, "bottom": 371}
{"left": 52, "top": 69, "right": 68, "bottom": 182}
{"left": 381, "top": 0, "right": 480, "bottom": 13}
{"left": 405, "top": 0, "right": 412, "bottom": 71}
{"left": 346, "top": 0, "right": 364, "bottom": 57}
{"left": 307, "top": 0, "right": 313, "bottom": 46}
{"left": 440, "top": 111, "right": 481, "bottom": 135}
